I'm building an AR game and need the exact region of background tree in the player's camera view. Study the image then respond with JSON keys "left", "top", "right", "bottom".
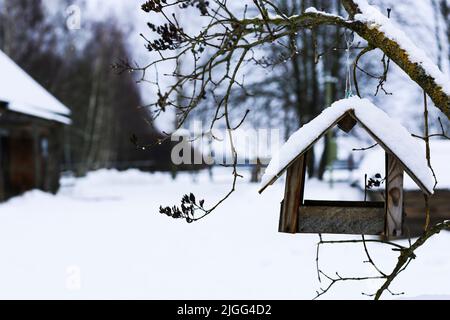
{"left": 0, "top": 0, "right": 176, "bottom": 175}
{"left": 232, "top": 0, "right": 347, "bottom": 179}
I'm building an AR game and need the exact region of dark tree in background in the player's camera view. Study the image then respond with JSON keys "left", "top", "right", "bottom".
{"left": 0, "top": 0, "right": 176, "bottom": 176}
{"left": 442, "top": 0, "right": 450, "bottom": 71}
{"left": 233, "top": 0, "right": 346, "bottom": 179}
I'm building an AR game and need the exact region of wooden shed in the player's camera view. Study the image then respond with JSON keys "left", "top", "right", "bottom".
{"left": 259, "top": 97, "right": 434, "bottom": 238}
{"left": 0, "top": 50, "right": 71, "bottom": 201}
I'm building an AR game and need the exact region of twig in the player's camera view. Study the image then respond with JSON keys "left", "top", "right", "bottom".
{"left": 353, "top": 143, "right": 378, "bottom": 152}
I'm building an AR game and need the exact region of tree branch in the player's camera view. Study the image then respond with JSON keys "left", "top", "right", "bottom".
{"left": 342, "top": 0, "right": 450, "bottom": 118}
{"left": 235, "top": 1, "right": 450, "bottom": 117}
{"left": 374, "top": 220, "right": 450, "bottom": 300}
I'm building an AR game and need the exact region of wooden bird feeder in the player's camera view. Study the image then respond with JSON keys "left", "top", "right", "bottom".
{"left": 259, "top": 98, "right": 434, "bottom": 239}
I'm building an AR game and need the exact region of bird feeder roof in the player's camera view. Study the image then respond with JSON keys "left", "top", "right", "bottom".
{"left": 259, "top": 96, "right": 434, "bottom": 195}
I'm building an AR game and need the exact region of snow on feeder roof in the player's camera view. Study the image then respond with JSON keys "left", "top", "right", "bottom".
{"left": 0, "top": 50, "right": 71, "bottom": 124}
{"left": 259, "top": 96, "right": 435, "bottom": 196}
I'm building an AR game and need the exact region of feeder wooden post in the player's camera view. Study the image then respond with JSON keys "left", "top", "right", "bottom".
{"left": 386, "top": 153, "right": 404, "bottom": 237}
{"left": 279, "top": 154, "right": 306, "bottom": 233}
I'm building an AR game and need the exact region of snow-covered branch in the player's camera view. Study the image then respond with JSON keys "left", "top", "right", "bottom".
{"left": 342, "top": 0, "right": 450, "bottom": 117}
{"left": 241, "top": 0, "right": 450, "bottom": 116}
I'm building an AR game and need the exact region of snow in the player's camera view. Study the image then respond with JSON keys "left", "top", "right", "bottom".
{"left": 355, "top": 0, "right": 448, "bottom": 134}
{"left": 305, "top": 7, "right": 319, "bottom": 14}
{"left": 353, "top": 0, "right": 450, "bottom": 96}
{"left": 358, "top": 139, "right": 450, "bottom": 191}
{"left": 251, "top": 6, "right": 343, "bottom": 22}
{"left": 0, "top": 168, "right": 449, "bottom": 299}
{"left": 0, "top": 50, "right": 71, "bottom": 124}
{"left": 304, "top": 7, "right": 343, "bottom": 19}
{"left": 261, "top": 96, "right": 435, "bottom": 194}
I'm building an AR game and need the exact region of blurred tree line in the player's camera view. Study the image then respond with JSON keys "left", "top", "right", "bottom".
{"left": 0, "top": 0, "right": 177, "bottom": 176}
{"left": 275, "top": 0, "right": 345, "bottom": 179}
{"left": 0, "top": 0, "right": 447, "bottom": 180}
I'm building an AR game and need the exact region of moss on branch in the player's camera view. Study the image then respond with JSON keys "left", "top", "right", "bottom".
{"left": 343, "top": 0, "right": 450, "bottom": 118}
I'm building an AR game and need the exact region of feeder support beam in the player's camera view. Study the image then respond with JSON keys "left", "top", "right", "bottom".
{"left": 279, "top": 155, "right": 306, "bottom": 233}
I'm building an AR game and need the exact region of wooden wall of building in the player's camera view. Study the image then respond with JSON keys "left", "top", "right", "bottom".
{"left": 0, "top": 110, "right": 64, "bottom": 201}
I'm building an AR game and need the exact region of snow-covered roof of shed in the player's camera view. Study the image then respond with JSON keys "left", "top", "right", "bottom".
{"left": 259, "top": 96, "right": 435, "bottom": 195}
{"left": 0, "top": 50, "right": 71, "bottom": 124}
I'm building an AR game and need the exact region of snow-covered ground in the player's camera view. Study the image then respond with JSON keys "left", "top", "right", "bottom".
{"left": 0, "top": 169, "right": 448, "bottom": 300}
